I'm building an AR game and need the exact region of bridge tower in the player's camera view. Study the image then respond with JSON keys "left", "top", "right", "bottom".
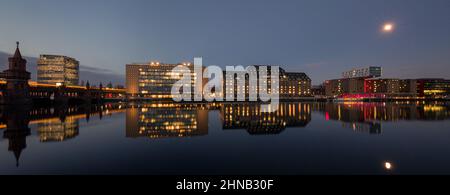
{"left": 2, "top": 42, "right": 31, "bottom": 104}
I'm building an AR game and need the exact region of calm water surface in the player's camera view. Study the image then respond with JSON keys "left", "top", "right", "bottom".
{"left": 1, "top": 102, "right": 450, "bottom": 175}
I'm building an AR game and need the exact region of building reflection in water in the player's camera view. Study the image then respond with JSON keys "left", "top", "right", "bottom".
{"left": 125, "top": 103, "right": 312, "bottom": 138}
{"left": 2, "top": 101, "right": 450, "bottom": 167}
{"left": 319, "top": 102, "right": 450, "bottom": 134}
{"left": 0, "top": 104, "right": 125, "bottom": 166}
{"left": 126, "top": 103, "right": 209, "bottom": 139}
{"left": 1, "top": 106, "right": 31, "bottom": 167}
{"left": 220, "top": 103, "right": 312, "bottom": 135}
{"left": 37, "top": 117, "right": 79, "bottom": 142}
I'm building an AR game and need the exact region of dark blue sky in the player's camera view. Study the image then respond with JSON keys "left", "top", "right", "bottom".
{"left": 1, "top": 0, "right": 449, "bottom": 84}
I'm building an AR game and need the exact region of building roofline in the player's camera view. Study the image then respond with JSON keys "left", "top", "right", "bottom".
{"left": 39, "top": 54, "right": 79, "bottom": 62}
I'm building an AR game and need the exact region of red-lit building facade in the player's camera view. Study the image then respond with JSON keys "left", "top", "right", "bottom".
{"left": 324, "top": 67, "right": 449, "bottom": 99}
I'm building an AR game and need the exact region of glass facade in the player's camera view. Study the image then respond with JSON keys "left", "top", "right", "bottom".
{"left": 126, "top": 62, "right": 200, "bottom": 99}
{"left": 342, "top": 66, "right": 382, "bottom": 79}
{"left": 37, "top": 55, "right": 79, "bottom": 86}
{"left": 418, "top": 79, "right": 450, "bottom": 98}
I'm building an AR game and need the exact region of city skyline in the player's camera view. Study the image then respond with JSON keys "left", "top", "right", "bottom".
{"left": 4, "top": 0, "right": 450, "bottom": 187}
{"left": 1, "top": 0, "right": 450, "bottom": 85}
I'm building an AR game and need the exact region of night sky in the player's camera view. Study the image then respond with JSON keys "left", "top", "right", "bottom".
{"left": 1, "top": 0, "right": 450, "bottom": 84}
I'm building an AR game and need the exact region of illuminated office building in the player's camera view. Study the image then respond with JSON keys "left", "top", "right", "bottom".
{"left": 126, "top": 62, "right": 204, "bottom": 99}
{"left": 325, "top": 66, "right": 383, "bottom": 97}
{"left": 280, "top": 72, "right": 312, "bottom": 98}
{"left": 324, "top": 67, "right": 419, "bottom": 98}
{"left": 399, "top": 79, "right": 418, "bottom": 94}
{"left": 324, "top": 78, "right": 365, "bottom": 97}
{"left": 325, "top": 66, "right": 450, "bottom": 99}
{"left": 364, "top": 79, "right": 401, "bottom": 95}
{"left": 37, "top": 55, "right": 79, "bottom": 86}
{"left": 417, "top": 79, "right": 450, "bottom": 98}
{"left": 223, "top": 66, "right": 312, "bottom": 100}
{"left": 364, "top": 78, "right": 450, "bottom": 98}
{"left": 325, "top": 78, "right": 419, "bottom": 98}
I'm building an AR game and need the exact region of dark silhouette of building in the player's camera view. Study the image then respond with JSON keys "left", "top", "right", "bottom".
{"left": 1, "top": 42, "right": 31, "bottom": 104}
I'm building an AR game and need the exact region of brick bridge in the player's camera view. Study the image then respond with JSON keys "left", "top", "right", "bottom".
{"left": 0, "top": 80, "right": 126, "bottom": 104}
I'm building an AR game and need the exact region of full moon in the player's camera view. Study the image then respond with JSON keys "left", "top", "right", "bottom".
{"left": 383, "top": 23, "right": 394, "bottom": 32}
{"left": 385, "top": 162, "right": 393, "bottom": 170}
